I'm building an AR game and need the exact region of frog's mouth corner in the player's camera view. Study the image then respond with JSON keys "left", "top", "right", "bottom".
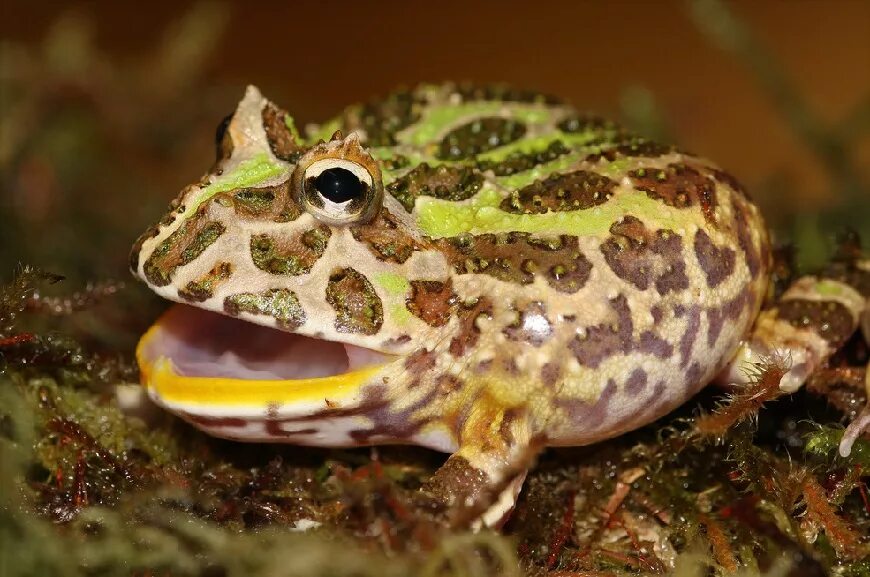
{"left": 136, "top": 304, "right": 396, "bottom": 410}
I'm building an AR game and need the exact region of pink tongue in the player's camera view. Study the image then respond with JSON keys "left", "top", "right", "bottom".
{"left": 141, "top": 305, "right": 393, "bottom": 380}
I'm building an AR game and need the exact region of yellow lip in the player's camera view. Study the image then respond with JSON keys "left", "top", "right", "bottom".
{"left": 136, "top": 311, "right": 389, "bottom": 408}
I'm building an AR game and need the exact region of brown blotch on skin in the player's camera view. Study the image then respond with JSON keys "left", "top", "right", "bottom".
{"left": 439, "top": 233, "right": 592, "bottom": 294}
{"left": 615, "top": 136, "right": 674, "bottom": 159}
{"left": 351, "top": 208, "right": 420, "bottom": 264}
{"left": 181, "top": 413, "right": 248, "bottom": 429}
{"left": 731, "top": 195, "right": 764, "bottom": 279}
{"left": 624, "top": 368, "right": 648, "bottom": 396}
{"left": 554, "top": 378, "right": 618, "bottom": 431}
{"left": 338, "top": 88, "right": 423, "bottom": 147}
{"left": 326, "top": 268, "right": 384, "bottom": 335}
{"left": 777, "top": 298, "right": 856, "bottom": 348}
{"left": 569, "top": 295, "right": 675, "bottom": 368}
{"left": 706, "top": 286, "right": 752, "bottom": 347}
{"left": 503, "top": 301, "right": 553, "bottom": 347}
{"left": 541, "top": 363, "right": 561, "bottom": 387}
{"left": 437, "top": 117, "right": 527, "bottom": 160}
{"left": 262, "top": 102, "right": 303, "bottom": 162}
{"left": 386, "top": 163, "right": 483, "bottom": 212}
{"left": 600, "top": 216, "right": 689, "bottom": 295}
{"left": 569, "top": 295, "right": 633, "bottom": 368}
{"left": 638, "top": 331, "right": 674, "bottom": 359}
{"left": 178, "top": 262, "right": 233, "bottom": 302}
{"left": 500, "top": 170, "right": 616, "bottom": 214}
{"left": 404, "top": 348, "right": 438, "bottom": 375}
{"left": 263, "top": 421, "right": 319, "bottom": 439}
{"left": 250, "top": 225, "right": 332, "bottom": 276}
{"left": 130, "top": 223, "right": 159, "bottom": 272}
{"left": 558, "top": 112, "right": 620, "bottom": 134}
{"left": 585, "top": 135, "right": 674, "bottom": 163}
{"left": 694, "top": 229, "right": 736, "bottom": 288}
{"left": 407, "top": 280, "right": 457, "bottom": 328}
{"left": 709, "top": 167, "right": 751, "bottom": 201}
{"left": 629, "top": 163, "right": 718, "bottom": 225}
{"left": 679, "top": 306, "right": 702, "bottom": 367}
{"left": 224, "top": 288, "right": 306, "bottom": 330}
{"left": 449, "top": 298, "right": 493, "bottom": 357}
{"left": 347, "top": 383, "right": 441, "bottom": 445}
{"left": 143, "top": 205, "right": 225, "bottom": 287}
{"left": 477, "top": 139, "right": 570, "bottom": 176}
{"left": 501, "top": 357, "right": 521, "bottom": 376}
{"left": 436, "top": 374, "right": 464, "bottom": 395}
{"left": 684, "top": 361, "right": 705, "bottom": 393}
{"left": 221, "top": 180, "right": 302, "bottom": 223}
{"left": 455, "top": 83, "right": 564, "bottom": 105}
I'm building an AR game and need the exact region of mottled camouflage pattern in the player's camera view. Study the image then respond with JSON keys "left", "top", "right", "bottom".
{"left": 132, "top": 84, "right": 868, "bottom": 518}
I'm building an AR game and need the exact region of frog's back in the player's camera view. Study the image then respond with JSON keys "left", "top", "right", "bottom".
{"left": 319, "top": 83, "right": 771, "bottom": 445}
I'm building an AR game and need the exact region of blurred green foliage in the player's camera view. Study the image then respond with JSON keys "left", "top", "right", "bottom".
{"left": 0, "top": 1, "right": 868, "bottom": 576}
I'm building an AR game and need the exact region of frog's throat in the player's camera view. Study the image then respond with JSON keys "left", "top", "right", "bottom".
{"left": 135, "top": 306, "right": 393, "bottom": 416}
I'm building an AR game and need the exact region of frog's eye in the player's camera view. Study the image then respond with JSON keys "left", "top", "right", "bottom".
{"left": 301, "top": 159, "right": 377, "bottom": 223}
{"left": 292, "top": 133, "right": 383, "bottom": 225}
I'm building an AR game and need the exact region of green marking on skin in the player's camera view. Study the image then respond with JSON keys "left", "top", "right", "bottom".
{"left": 599, "top": 158, "right": 632, "bottom": 176}
{"left": 307, "top": 117, "right": 344, "bottom": 143}
{"left": 476, "top": 131, "right": 603, "bottom": 163}
{"left": 389, "top": 304, "right": 414, "bottom": 327}
{"left": 283, "top": 114, "right": 303, "bottom": 143}
{"left": 401, "top": 103, "right": 556, "bottom": 147}
{"left": 493, "top": 150, "right": 629, "bottom": 190}
{"left": 182, "top": 153, "right": 285, "bottom": 220}
{"left": 374, "top": 273, "right": 412, "bottom": 327}
{"left": 495, "top": 153, "right": 585, "bottom": 190}
{"left": 815, "top": 279, "right": 844, "bottom": 297}
{"left": 374, "top": 272, "right": 411, "bottom": 296}
{"left": 417, "top": 191, "right": 700, "bottom": 239}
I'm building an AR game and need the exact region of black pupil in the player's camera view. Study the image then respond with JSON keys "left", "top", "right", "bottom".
{"left": 314, "top": 168, "right": 364, "bottom": 203}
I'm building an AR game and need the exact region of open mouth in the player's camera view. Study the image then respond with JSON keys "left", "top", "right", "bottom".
{"left": 136, "top": 304, "right": 396, "bottom": 408}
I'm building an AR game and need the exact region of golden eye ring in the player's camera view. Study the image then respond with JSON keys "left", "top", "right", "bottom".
{"left": 291, "top": 132, "right": 383, "bottom": 225}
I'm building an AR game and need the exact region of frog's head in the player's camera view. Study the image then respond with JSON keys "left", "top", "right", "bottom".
{"left": 131, "top": 86, "right": 455, "bottom": 441}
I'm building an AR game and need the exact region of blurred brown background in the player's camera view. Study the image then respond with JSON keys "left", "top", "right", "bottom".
{"left": 2, "top": 0, "right": 869, "bottom": 285}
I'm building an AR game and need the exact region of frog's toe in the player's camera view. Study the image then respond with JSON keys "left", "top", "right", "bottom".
{"left": 839, "top": 396, "right": 870, "bottom": 457}
{"left": 418, "top": 453, "right": 528, "bottom": 529}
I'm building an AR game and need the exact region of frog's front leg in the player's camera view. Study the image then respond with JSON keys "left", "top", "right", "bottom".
{"left": 718, "top": 265, "right": 870, "bottom": 455}
{"left": 420, "top": 402, "right": 535, "bottom": 528}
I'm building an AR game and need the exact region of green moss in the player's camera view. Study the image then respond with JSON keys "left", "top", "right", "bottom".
{"left": 804, "top": 426, "right": 870, "bottom": 467}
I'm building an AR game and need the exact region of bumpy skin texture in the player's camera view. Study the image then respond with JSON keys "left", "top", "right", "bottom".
{"left": 132, "top": 84, "right": 868, "bottom": 519}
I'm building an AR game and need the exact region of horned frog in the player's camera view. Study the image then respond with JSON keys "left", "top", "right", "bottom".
{"left": 132, "top": 84, "right": 869, "bottom": 525}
